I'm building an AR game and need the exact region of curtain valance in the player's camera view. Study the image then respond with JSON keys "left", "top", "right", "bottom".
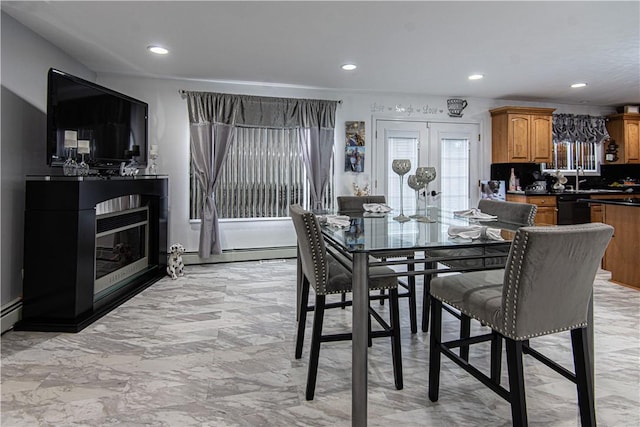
{"left": 185, "top": 91, "right": 337, "bottom": 129}
{"left": 552, "top": 114, "right": 610, "bottom": 145}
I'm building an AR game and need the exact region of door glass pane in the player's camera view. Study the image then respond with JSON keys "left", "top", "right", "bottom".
{"left": 440, "top": 138, "right": 469, "bottom": 212}
{"left": 387, "top": 136, "right": 418, "bottom": 213}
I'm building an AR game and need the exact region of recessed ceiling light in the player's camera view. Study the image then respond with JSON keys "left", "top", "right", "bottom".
{"left": 468, "top": 74, "right": 484, "bottom": 80}
{"left": 148, "top": 46, "right": 169, "bottom": 55}
{"left": 571, "top": 82, "right": 587, "bottom": 88}
{"left": 341, "top": 64, "right": 357, "bottom": 71}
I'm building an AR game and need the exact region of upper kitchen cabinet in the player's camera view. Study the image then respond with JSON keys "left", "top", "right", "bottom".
{"left": 606, "top": 113, "right": 640, "bottom": 164}
{"left": 490, "top": 106, "right": 556, "bottom": 163}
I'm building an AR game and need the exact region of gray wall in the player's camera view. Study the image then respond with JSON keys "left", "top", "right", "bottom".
{"left": 1, "top": 12, "right": 95, "bottom": 312}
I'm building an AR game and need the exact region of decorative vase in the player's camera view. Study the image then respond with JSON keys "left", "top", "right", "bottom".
{"left": 77, "top": 154, "right": 89, "bottom": 176}
{"left": 416, "top": 166, "right": 437, "bottom": 222}
{"left": 148, "top": 144, "right": 159, "bottom": 175}
{"left": 391, "top": 159, "right": 411, "bottom": 222}
{"left": 407, "top": 175, "right": 422, "bottom": 218}
{"left": 149, "top": 153, "right": 158, "bottom": 175}
{"left": 63, "top": 148, "right": 78, "bottom": 176}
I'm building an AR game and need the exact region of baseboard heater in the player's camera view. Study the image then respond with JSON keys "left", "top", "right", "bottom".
{"left": 183, "top": 246, "right": 296, "bottom": 265}
{"left": 1, "top": 299, "right": 23, "bottom": 334}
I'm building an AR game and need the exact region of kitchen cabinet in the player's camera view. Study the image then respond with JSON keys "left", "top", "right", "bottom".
{"left": 600, "top": 202, "right": 640, "bottom": 288}
{"left": 589, "top": 194, "right": 631, "bottom": 223}
{"left": 506, "top": 193, "right": 557, "bottom": 225}
{"left": 490, "top": 106, "right": 556, "bottom": 163}
{"left": 606, "top": 113, "right": 640, "bottom": 164}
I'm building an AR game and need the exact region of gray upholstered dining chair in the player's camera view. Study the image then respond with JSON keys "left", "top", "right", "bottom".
{"left": 337, "top": 195, "right": 419, "bottom": 333}
{"left": 289, "top": 204, "right": 403, "bottom": 400}
{"left": 428, "top": 223, "right": 613, "bottom": 427}
{"left": 422, "top": 199, "right": 537, "bottom": 333}
{"left": 336, "top": 195, "right": 387, "bottom": 211}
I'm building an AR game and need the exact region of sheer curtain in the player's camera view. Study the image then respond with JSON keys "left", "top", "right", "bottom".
{"left": 185, "top": 91, "right": 337, "bottom": 257}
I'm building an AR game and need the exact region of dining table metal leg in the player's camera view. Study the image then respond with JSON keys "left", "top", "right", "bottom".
{"left": 296, "top": 246, "right": 302, "bottom": 321}
{"left": 588, "top": 292, "right": 594, "bottom": 380}
{"left": 352, "top": 252, "right": 368, "bottom": 427}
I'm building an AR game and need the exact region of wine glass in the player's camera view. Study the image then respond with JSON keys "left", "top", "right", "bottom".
{"left": 391, "top": 159, "right": 411, "bottom": 222}
{"left": 407, "top": 175, "right": 422, "bottom": 218}
{"left": 416, "top": 166, "right": 437, "bottom": 222}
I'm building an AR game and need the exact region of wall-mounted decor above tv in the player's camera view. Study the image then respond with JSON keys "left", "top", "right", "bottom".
{"left": 47, "top": 68, "right": 148, "bottom": 172}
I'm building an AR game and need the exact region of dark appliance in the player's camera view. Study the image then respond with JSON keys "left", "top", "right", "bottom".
{"left": 46, "top": 68, "right": 148, "bottom": 172}
{"left": 557, "top": 194, "right": 591, "bottom": 225}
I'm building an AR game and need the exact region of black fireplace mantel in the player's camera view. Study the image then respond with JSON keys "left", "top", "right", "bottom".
{"left": 16, "top": 175, "right": 168, "bottom": 332}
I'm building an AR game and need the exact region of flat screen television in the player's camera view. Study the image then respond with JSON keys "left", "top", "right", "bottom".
{"left": 47, "top": 68, "right": 148, "bottom": 173}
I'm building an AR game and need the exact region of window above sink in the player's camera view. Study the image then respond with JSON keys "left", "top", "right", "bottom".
{"left": 542, "top": 140, "right": 601, "bottom": 176}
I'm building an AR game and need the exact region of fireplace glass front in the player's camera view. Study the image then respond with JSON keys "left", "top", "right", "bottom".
{"left": 95, "top": 205, "right": 150, "bottom": 300}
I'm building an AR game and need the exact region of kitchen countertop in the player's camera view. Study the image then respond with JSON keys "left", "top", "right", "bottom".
{"left": 577, "top": 197, "right": 640, "bottom": 207}
{"left": 507, "top": 189, "right": 631, "bottom": 196}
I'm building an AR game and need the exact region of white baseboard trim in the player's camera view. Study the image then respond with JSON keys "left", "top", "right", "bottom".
{"left": 183, "top": 246, "right": 296, "bottom": 265}
{"left": 1, "top": 298, "right": 23, "bottom": 334}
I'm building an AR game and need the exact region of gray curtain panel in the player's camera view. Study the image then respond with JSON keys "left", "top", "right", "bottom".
{"left": 185, "top": 91, "right": 337, "bottom": 258}
{"left": 298, "top": 127, "right": 335, "bottom": 211}
{"left": 189, "top": 121, "right": 235, "bottom": 257}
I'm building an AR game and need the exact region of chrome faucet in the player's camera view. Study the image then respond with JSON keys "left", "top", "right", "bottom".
{"left": 575, "top": 166, "right": 586, "bottom": 191}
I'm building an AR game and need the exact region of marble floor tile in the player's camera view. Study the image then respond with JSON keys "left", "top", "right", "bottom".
{"left": 2, "top": 261, "right": 639, "bottom": 426}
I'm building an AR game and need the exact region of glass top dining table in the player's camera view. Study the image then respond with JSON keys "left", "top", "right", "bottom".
{"left": 317, "top": 208, "right": 526, "bottom": 427}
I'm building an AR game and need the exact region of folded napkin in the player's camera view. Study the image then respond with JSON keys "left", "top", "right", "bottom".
{"left": 324, "top": 215, "right": 351, "bottom": 229}
{"left": 362, "top": 203, "right": 392, "bottom": 213}
{"left": 453, "top": 208, "right": 498, "bottom": 220}
{"left": 448, "top": 225, "right": 503, "bottom": 241}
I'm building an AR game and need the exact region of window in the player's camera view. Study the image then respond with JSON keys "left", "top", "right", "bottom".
{"left": 545, "top": 141, "right": 600, "bottom": 173}
{"left": 190, "top": 127, "right": 334, "bottom": 219}
{"left": 440, "top": 137, "right": 470, "bottom": 213}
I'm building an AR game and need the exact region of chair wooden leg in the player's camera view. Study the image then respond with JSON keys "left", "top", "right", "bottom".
{"left": 490, "top": 331, "right": 503, "bottom": 384}
{"left": 428, "top": 298, "right": 443, "bottom": 402}
{"left": 341, "top": 291, "right": 346, "bottom": 309}
{"left": 460, "top": 314, "right": 471, "bottom": 361}
{"left": 422, "top": 264, "right": 435, "bottom": 332}
{"left": 295, "top": 276, "right": 311, "bottom": 359}
{"left": 379, "top": 289, "right": 385, "bottom": 305}
{"left": 306, "top": 295, "right": 325, "bottom": 401}
{"left": 389, "top": 288, "right": 403, "bottom": 390}
{"left": 571, "top": 327, "right": 596, "bottom": 427}
{"left": 506, "top": 338, "right": 528, "bottom": 427}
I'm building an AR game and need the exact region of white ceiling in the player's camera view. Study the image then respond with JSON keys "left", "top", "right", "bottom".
{"left": 3, "top": 1, "right": 639, "bottom": 107}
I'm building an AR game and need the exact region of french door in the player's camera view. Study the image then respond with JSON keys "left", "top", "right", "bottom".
{"left": 374, "top": 119, "right": 480, "bottom": 214}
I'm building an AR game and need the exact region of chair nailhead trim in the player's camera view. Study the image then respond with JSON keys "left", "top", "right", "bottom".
{"left": 528, "top": 206, "right": 537, "bottom": 225}
{"left": 504, "top": 230, "right": 528, "bottom": 335}
{"left": 301, "top": 213, "right": 328, "bottom": 295}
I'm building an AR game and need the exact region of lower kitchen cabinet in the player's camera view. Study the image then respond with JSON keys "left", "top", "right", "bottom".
{"left": 506, "top": 194, "right": 557, "bottom": 225}
{"left": 589, "top": 194, "right": 632, "bottom": 223}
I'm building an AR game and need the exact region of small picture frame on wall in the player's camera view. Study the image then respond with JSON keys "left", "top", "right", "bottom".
{"left": 345, "top": 121, "right": 365, "bottom": 172}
